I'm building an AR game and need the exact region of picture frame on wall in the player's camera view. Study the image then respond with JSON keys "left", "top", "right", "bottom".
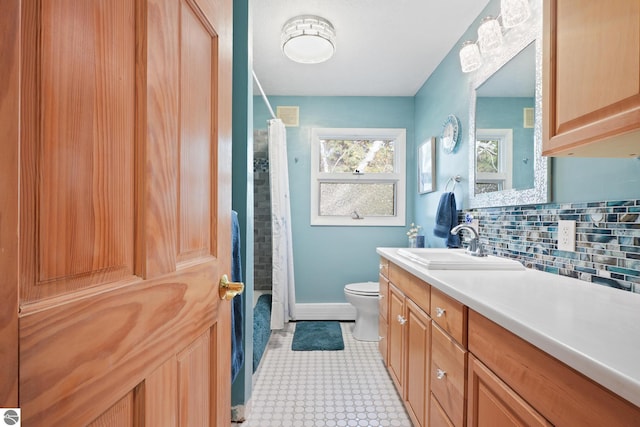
{"left": 418, "top": 137, "right": 436, "bottom": 194}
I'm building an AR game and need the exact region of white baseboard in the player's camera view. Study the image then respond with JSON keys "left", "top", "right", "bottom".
{"left": 294, "top": 303, "right": 356, "bottom": 321}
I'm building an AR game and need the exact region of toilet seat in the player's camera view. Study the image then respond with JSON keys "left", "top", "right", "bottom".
{"left": 344, "top": 281, "right": 379, "bottom": 296}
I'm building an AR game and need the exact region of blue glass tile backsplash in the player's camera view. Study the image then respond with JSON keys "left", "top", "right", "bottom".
{"left": 462, "top": 199, "right": 640, "bottom": 293}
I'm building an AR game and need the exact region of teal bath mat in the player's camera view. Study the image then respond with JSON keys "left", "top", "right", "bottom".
{"left": 291, "top": 321, "right": 345, "bottom": 351}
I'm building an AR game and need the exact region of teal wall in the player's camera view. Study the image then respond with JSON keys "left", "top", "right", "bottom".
{"left": 253, "top": 96, "right": 415, "bottom": 303}
{"left": 231, "top": 0, "right": 254, "bottom": 411}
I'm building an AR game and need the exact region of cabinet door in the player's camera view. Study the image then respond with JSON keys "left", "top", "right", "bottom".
{"left": 543, "top": 0, "right": 640, "bottom": 156}
{"left": 468, "top": 355, "right": 551, "bottom": 427}
{"left": 404, "top": 299, "right": 431, "bottom": 427}
{"left": 388, "top": 284, "right": 405, "bottom": 391}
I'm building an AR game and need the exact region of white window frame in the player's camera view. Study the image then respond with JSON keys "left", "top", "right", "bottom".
{"left": 475, "top": 128, "right": 513, "bottom": 191}
{"left": 310, "top": 128, "right": 406, "bottom": 226}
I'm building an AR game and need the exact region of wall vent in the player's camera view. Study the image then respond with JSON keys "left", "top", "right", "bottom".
{"left": 277, "top": 106, "right": 299, "bottom": 127}
{"left": 523, "top": 107, "right": 534, "bottom": 128}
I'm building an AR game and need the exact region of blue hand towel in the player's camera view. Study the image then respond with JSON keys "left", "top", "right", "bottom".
{"left": 433, "top": 192, "right": 461, "bottom": 248}
{"left": 231, "top": 210, "right": 245, "bottom": 383}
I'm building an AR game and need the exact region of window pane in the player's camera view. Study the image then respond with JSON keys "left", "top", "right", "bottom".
{"left": 319, "top": 182, "right": 395, "bottom": 216}
{"left": 475, "top": 182, "right": 502, "bottom": 194}
{"left": 476, "top": 139, "right": 499, "bottom": 173}
{"left": 319, "top": 139, "right": 395, "bottom": 173}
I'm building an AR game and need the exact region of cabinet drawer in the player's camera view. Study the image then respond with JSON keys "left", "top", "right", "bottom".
{"left": 431, "top": 287, "right": 467, "bottom": 346}
{"left": 378, "top": 316, "right": 387, "bottom": 365}
{"left": 430, "top": 393, "right": 455, "bottom": 427}
{"left": 379, "top": 257, "right": 389, "bottom": 279}
{"left": 388, "top": 262, "right": 430, "bottom": 313}
{"left": 431, "top": 323, "right": 467, "bottom": 427}
{"left": 379, "top": 275, "right": 389, "bottom": 321}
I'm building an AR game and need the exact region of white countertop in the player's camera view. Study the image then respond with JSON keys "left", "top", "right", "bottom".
{"left": 377, "top": 247, "right": 640, "bottom": 408}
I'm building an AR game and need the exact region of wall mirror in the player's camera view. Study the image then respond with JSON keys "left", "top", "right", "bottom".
{"left": 468, "top": 0, "right": 548, "bottom": 208}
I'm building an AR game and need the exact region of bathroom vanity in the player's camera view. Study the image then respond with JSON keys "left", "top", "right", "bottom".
{"left": 377, "top": 247, "right": 640, "bottom": 427}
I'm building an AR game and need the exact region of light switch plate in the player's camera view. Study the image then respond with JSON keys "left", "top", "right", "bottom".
{"left": 558, "top": 220, "right": 576, "bottom": 252}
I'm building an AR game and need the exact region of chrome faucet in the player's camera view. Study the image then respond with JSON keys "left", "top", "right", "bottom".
{"left": 450, "top": 224, "right": 487, "bottom": 257}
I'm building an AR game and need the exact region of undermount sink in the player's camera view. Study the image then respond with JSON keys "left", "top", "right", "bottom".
{"left": 396, "top": 248, "right": 525, "bottom": 270}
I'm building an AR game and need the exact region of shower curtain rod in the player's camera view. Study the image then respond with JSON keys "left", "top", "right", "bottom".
{"left": 252, "top": 70, "right": 277, "bottom": 120}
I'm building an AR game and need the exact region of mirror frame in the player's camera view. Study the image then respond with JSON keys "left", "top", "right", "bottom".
{"left": 467, "top": 0, "right": 548, "bottom": 208}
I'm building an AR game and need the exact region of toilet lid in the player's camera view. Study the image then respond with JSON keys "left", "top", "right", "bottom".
{"left": 345, "top": 281, "right": 379, "bottom": 296}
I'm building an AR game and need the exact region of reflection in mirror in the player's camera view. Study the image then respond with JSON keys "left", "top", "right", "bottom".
{"left": 468, "top": 0, "right": 548, "bottom": 208}
{"left": 475, "top": 42, "right": 535, "bottom": 195}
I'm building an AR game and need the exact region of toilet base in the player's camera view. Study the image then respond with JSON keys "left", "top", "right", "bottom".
{"left": 352, "top": 313, "right": 379, "bottom": 342}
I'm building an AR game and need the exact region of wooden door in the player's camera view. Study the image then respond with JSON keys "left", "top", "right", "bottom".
{"left": 0, "top": 0, "right": 234, "bottom": 425}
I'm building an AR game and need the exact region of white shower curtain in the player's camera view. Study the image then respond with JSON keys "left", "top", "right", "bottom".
{"left": 268, "top": 119, "right": 296, "bottom": 329}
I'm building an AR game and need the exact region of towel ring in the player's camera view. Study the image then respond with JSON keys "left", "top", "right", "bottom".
{"left": 444, "top": 175, "right": 461, "bottom": 192}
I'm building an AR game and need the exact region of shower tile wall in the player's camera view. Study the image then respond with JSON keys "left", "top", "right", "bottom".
{"left": 254, "top": 130, "right": 272, "bottom": 291}
{"left": 463, "top": 199, "right": 640, "bottom": 293}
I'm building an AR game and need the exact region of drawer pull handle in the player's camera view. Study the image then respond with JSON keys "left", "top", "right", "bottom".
{"left": 378, "top": 336, "right": 384, "bottom": 340}
{"left": 397, "top": 315, "right": 407, "bottom": 325}
{"left": 436, "top": 369, "right": 447, "bottom": 380}
{"left": 379, "top": 264, "right": 384, "bottom": 270}
{"left": 435, "top": 307, "right": 446, "bottom": 318}
{"left": 379, "top": 294, "right": 385, "bottom": 300}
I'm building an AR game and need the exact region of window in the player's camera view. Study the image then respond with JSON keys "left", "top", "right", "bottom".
{"left": 475, "top": 129, "right": 513, "bottom": 194}
{"left": 310, "top": 128, "right": 406, "bottom": 226}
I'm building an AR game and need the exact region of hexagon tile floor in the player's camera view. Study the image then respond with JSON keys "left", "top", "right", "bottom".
{"left": 234, "top": 322, "right": 412, "bottom": 427}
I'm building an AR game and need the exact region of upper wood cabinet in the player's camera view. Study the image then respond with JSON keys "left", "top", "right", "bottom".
{"left": 543, "top": 0, "right": 640, "bottom": 157}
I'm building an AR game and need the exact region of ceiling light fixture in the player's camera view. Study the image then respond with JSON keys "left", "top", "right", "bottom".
{"left": 281, "top": 15, "right": 336, "bottom": 64}
{"left": 459, "top": 0, "right": 531, "bottom": 73}
{"left": 501, "top": 0, "right": 531, "bottom": 28}
{"left": 477, "top": 16, "right": 503, "bottom": 55}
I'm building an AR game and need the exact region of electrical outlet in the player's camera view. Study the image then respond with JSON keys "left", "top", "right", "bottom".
{"left": 558, "top": 220, "right": 576, "bottom": 252}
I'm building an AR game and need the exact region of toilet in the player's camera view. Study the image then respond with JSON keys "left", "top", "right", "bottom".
{"left": 344, "top": 281, "right": 380, "bottom": 341}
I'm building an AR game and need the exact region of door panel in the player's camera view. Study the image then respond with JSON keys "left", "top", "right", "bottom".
{"left": 145, "top": 355, "right": 178, "bottom": 426}
{"left": 179, "top": 0, "right": 213, "bottom": 262}
{"left": 9, "top": 0, "right": 234, "bottom": 424}
{"left": 178, "top": 332, "right": 210, "bottom": 426}
{"left": 21, "top": 0, "right": 136, "bottom": 302}
{"left": 88, "top": 392, "right": 136, "bottom": 427}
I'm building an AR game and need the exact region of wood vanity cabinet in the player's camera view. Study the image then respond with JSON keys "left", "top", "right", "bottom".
{"left": 468, "top": 310, "right": 640, "bottom": 426}
{"left": 378, "top": 258, "right": 640, "bottom": 427}
{"left": 543, "top": 0, "right": 640, "bottom": 157}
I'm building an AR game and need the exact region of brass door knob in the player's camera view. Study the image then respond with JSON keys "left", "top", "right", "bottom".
{"left": 219, "top": 274, "right": 244, "bottom": 300}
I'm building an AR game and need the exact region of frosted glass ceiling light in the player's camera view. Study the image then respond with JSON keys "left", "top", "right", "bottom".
{"left": 501, "top": 0, "right": 531, "bottom": 28}
{"left": 281, "top": 15, "right": 336, "bottom": 64}
{"left": 459, "top": 41, "right": 482, "bottom": 73}
{"left": 477, "top": 16, "right": 503, "bottom": 55}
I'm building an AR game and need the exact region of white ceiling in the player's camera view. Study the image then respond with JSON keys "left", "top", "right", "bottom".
{"left": 251, "top": 0, "right": 491, "bottom": 97}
